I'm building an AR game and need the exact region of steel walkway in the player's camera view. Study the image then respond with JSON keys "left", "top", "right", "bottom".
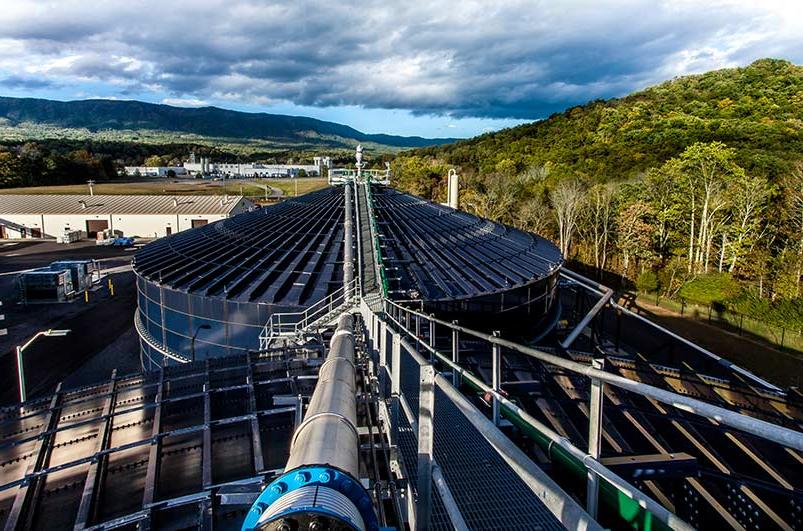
{"left": 395, "top": 346, "right": 567, "bottom": 530}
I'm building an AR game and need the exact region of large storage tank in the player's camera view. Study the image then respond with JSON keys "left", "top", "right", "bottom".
{"left": 133, "top": 184, "right": 563, "bottom": 367}
{"left": 133, "top": 188, "right": 346, "bottom": 368}
{"left": 368, "top": 185, "right": 563, "bottom": 331}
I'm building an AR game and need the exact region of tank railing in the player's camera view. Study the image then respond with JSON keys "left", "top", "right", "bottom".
{"left": 133, "top": 310, "right": 191, "bottom": 364}
{"left": 560, "top": 268, "right": 783, "bottom": 392}
{"left": 258, "top": 278, "right": 358, "bottom": 349}
{"left": 376, "top": 296, "right": 803, "bottom": 528}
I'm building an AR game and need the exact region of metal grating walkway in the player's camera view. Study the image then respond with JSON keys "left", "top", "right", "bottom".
{"left": 397, "top": 348, "right": 566, "bottom": 530}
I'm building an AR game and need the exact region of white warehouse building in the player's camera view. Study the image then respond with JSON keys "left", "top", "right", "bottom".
{"left": 123, "top": 166, "right": 188, "bottom": 177}
{"left": 0, "top": 194, "right": 254, "bottom": 239}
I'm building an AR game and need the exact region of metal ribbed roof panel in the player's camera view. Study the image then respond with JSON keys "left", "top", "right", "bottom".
{"left": 0, "top": 194, "right": 247, "bottom": 215}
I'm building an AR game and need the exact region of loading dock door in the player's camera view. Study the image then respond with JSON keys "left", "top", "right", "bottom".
{"left": 191, "top": 219, "right": 208, "bottom": 228}
{"left": 86, "top": 219, "right": 109, "bottom": 238}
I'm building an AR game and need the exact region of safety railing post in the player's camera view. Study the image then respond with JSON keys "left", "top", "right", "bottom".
{"left": 451, "top": 321, "right": 459, "bottom": 387}
{"left": 390, "top": 333, "right": 401, "bottom": 446}
{"left": 429, "top": 315, "right": 435, "bottom": 363}
{"left": 415, "top": 314, "right": 421, "bottom": 353}
{"left": 416, "top": 364, "right": 435, "bottom": 531}
{"left": 492, "top": 331, "right": 501, "bottom": 426}
{"left": 586, "top": 358, "right": 605, "bottom": 519}
{"left": 391, "top": 334, "right": 401, "bottom": 396}
{"left": 380, "top": 321, "right": 388, "bottom": 367}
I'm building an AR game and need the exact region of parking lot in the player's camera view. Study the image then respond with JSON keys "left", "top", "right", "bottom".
{"left": 0, "top": 239, "right": 142, "bottom": 404}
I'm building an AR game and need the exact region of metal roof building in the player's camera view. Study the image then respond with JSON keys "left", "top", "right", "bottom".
{"left": 0, "top": 194, "right": 253, "bottom": 239}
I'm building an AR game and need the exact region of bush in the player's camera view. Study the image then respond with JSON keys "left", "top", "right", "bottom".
{"left": 678, "top": 273, "right": 742, "bottom": 306}
{"left": 636, "top": 270, "right": 659, "bottom": 293}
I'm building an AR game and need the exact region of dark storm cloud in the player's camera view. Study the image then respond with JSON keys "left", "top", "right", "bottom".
{"left": 0, "top": 1, "right": 799, "bottom": 119}
{"left": 0, "top": 76, "right": 60, "bottom": 90}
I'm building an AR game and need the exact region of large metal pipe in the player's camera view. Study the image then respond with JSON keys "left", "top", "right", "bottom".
{"left": 285, "top": 313, "right": 359, "bottom": 475}
{"left": 243, "top": 312, "right": 376, "bottom": 531}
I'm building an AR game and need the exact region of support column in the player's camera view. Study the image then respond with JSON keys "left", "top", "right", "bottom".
{"left": 492, "top": 331, "right": 501, "bottom": 426}
{"left": 416, "top": 365, "right": 435, "bottom": 531}
{"left": 586, "top": 358, "right": 605, "bottom": 519}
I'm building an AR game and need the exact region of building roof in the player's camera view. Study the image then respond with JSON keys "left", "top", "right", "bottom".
{"left": 0, "top": 194, "right": 247, "bottom": 215}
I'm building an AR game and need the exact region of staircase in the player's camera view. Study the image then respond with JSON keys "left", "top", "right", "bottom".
{"left": 258, "top": 278, "right": 357, "bottom": 349}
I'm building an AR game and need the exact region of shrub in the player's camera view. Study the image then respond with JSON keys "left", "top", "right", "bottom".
{"left": 678, "top": 273, "right": 742, "bottom": 306}
{"left": 636, "top": 270, "right": 659, "bottom": 293}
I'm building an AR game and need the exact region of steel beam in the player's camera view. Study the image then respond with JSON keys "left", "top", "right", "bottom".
{"left": 561, "top": 287, "right": 613, "bottom": 349}
{"left": 246, "top": 353, "right": 265, "bottom": 474}
{"left": 75, "top": 371, "right": 118, "bottom": 530}
{"left": 142, "top": 368, "right": 165, "bottom": 507}
{"left": 4, "top": 383, "right": 63, "bottom": 531}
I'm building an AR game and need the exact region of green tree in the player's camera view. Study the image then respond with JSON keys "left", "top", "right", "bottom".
{"left": 145, "top": 155, "right": 165, "bottom": 167}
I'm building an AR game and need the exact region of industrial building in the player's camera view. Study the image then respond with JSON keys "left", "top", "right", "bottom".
{"left": 122, "top": 166, "right": 188, "bottom": 177}
{"left": 0, "top": 164, "right": 800, "bottom": 530}
{"left": 0, "top": 194, "right": 254, "bottom": 239}
{"left": 183, "top": 155, "right": 331, "bottom": 177}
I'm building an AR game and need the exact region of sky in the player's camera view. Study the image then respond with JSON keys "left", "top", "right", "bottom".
{"left": 0, "top": 0, "right": 801, "bottom": 138}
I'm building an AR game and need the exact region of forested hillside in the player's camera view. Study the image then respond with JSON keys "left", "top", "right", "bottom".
{"left": 392, "top": 59, "right": 803, "bottom": 329}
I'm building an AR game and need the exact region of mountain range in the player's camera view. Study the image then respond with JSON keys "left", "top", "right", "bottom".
{"left": 0, "top": 96, "right": 456, "bottom": 149}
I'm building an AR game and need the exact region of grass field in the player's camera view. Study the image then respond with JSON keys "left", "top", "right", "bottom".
{"left": 0, "top": 178, "right": 330, "bottom": 198}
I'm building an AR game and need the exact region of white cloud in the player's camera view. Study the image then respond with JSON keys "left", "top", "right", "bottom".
{"left": 0, "top": 0, "right": 799, "bottom": 119}
{"left": 161, "top": 97, "right": 209, "bottom": 107}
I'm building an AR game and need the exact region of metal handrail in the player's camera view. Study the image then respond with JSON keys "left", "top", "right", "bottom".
{"left": 258, "top": 278, "right": 358, "bottom": 348}
{"left": 382, "top": 298, "right": 803, "bottom": 451}
{"left": 377, "top": 307, "right": 690, "bottom": 530}
{"left": 362, "top": 182, "right": 389, "bottom": 297}
{"left": 133, "top": 311, "right": 191, "bottom": 364}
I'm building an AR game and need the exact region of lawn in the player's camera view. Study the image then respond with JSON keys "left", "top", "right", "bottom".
{"left": 0, "top": 178, "right": 330, "bottom": 198}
